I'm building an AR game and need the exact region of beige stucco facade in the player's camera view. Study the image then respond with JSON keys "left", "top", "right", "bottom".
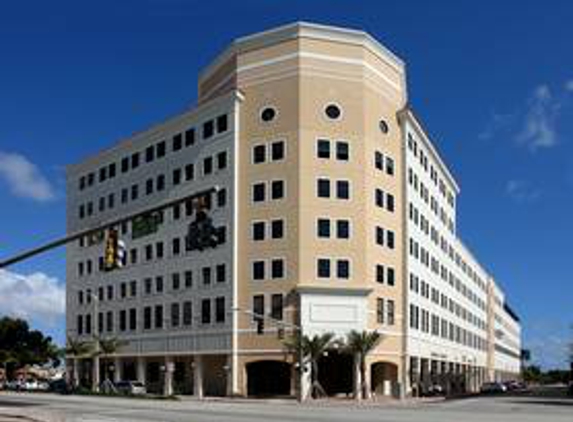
{"left": 66, "top": 22, "right": 520, "bottom": 399}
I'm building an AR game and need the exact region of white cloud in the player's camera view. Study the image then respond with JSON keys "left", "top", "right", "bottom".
{"left": 515, "top": 84, "right": 560, "bottom": 152}
{"left": 478, "top": 112, "right": 514, "bottom": 141}
{"left": 0, "top": 269, "right": 65, "bottom": 327}
{"left": 506, "top": 179, "right": 541, "bottom": 202}
{"left": 0, "top": 151, "right": 55, "bottom": 201}
{"left": 565, "top": 79, "right": 573, "bottom": 92}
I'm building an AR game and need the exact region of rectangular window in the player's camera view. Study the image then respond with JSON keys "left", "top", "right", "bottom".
{"left": 121, "top": 157, "right": 129, "bottom": 173}
{"left": 203, "top": 156, "right": 213, "bottom": 175}
{"left": 155, "top": 276, "right": 164, "bottom": 293}
{"left": 216, "top": 114, "right": 228, "bottom": 133}
{"left": 156, "top": 174, "right": 165, "bottom": 191}
{"left": 377, "top": 298, "right": 384, "bottom": 324}
{"left": 375, "top": 189, "right": 384, "bottom": 208}
{"left": 172, "top": 133, "right": 182, "bottom": 151}
{"left": 252, "top": 221, "right": 265, "bottom": 241}
{"left": 201, "top": 299, "right": 211, "bottom": 324}
{"left": 271, "top": 259, "right": 284, "bottom": 279}
{"left": 144, "top": 307, "right": 152, "bottom": 329}
{"left": 145, "top": 145, "right": 155, "bottom": 163}
{"left": 171, "top": 273, "right": 180, "bottom": 290}
{"left": 185, "top": 128, "right": 195, "bottom": 146}
{"left": 131, "top": 184, "right": 139, "bottom": 201}
{"left": 317, "top": 178, "right": 330, "bottom": 198}
{"left": 77, "top": 315, "right": 83, "bottom": 335}
{"left": 203, "top": 120, "right": 214, "bottom": 139}
{"left": 271, "top": 141, "right": 285, "bottom": 161}
{"left": 386, "top": 157, "right": 395, "bottom": 175}
{"left": 376, "top": 227, "right": 384, "bottom": 246}
{"left": 387, "top": 231, "right": 395, "bottom": 249}
{"left": 253, "top": 295, "right": 264, "bottom": 321}
{"left": 375, "top": 151, "right": 384, "bottom": 170}
{"left": 154, "top": 305, "right": 163, "bottom": 329}
{"left": 387, "top": 299, "right": 395, "bottom": 325}
{"left": 337, "top": 259, "right": 350, "bottom": 279}
{"left": 271, "top": 219, "right": 284, "bottom": 239}
{"left": 155, "top": 241, "right": 164, "bottom": 259}
{"left": 252, "top": 261, "right": 265, "bottom": 280}
{"left": 336, "top": 141, "right": 349, "bottom": 160}
{"left": 317, "top": 258, "right": 330, "bottom": 278}
{"left": 184, "top": 270, "right": 193, "bottom": 288}
{"left": 336, "top": 220, "right": 350, "bottom": 239}
{"left": 156, "top": 141, "right": 166, "bottom": 158}
{"left": 253, "top": 144, "right": 266, "bottom": 164}
{"left": 129, "top": 308, "right": 137, "bottom": 330}
{"left": 202, "top": 267, "right": 212, "bottom": 285}
{"left": 171, "top": 169, "right": 181, "bottom": 186}
{"left": 317, "top": 139, "right": 330, "bottom": 158}
{"left": 271, "top": 180, "right": 284, "bottom": 199}
{"left": 217, "top": 151, "right": 227, "bottom": 170}
{"left": 172, "top": 237, "right": 181, "bottom": 255}
{"left": 376, "top": 264, "right": 385, "bottom": 283}
{"left": 216, "top": 264, "right": 226, "bottom": 283}
{"left": 183, "top": 301, "right": 192, "bottom": 326}
{"left": 130, "top": 280, "right": 137, "bottom": 297}
{"left": 121, "top": 188, "right": 128, "bottom": 204}
{"left": 252, "top": 183, "right": 266, "bottom": 202}
{"left": 387, "top": 267, "right": 395, "bottom": 286}
{"left": 271, "top": 294, "right": 284, "bottom": 321}
{"left": 171, "top": 303, "right": 180, "bottom": 328}
{"left": 106, "top": 311, "right": 113, "bottom": 332}
{"left": 108, "top": 163, "right": 116, "bottom": 178}
{"left": 387, "top": 194, "right": 395, "bottom": 212}
{"left": 215, "top": 297, "right": 225, "bottom": 323}
{"left": 317, "top": 218, "right": 330, "bottom": 238}
{"left": 336, "top": 180, "right": 350, "bottom": 199}
{"left": 185, "top": 164, "right": 194, "bottom": 181}
{"left": 119, "top": 310, "right": 127, "bottom": 331}
{"left": 217, "top": 188, "right": 226, "bottom": 207}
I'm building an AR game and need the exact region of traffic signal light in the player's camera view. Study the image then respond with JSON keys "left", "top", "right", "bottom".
{"left": 104, "top": 228, "right": 126, "bottom": 271}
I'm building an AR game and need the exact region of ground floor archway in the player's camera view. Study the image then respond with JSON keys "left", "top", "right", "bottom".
{"left": 318, "top": 350, "right": 353, "bottom": 397}
{"left": 371, "top": 361, "right": 398, "bottom": 396}
{"left": 246, "top": 360, "right": 291, "bottom": 397}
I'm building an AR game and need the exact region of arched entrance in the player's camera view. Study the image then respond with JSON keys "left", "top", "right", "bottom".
{"left": 246, "top": 361, "right": 291, "bottom": 397}
{"left": 371, "top": 362, "right": 398, "bottom": 396}
{"left": 318, "top": 350, "right": 353, "bottom": 397}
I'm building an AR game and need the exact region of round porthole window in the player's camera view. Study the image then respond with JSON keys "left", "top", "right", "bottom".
{"left": 325, "top": 104, "right": 341, "bottom": 120}
{"left": 260, "top": 107, "right": 277, "bottom": 122}
{"left": 379, "top": 119, "right": 389, "bottom": 134}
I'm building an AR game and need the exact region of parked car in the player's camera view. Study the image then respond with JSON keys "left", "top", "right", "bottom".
{"left": 426, "top": 384, "right": 445, "bottom": 396}
{"left": 480, "top": 382, "right": 507, "bottom": 394}
{"left": 567, "top": 381, "right": 573, "bottom": 397}
{"left": 114, "top": 381, "right": 146, "bottom": 396}
{"left": 503, "top": 380, "right": 522, "bottom": 391}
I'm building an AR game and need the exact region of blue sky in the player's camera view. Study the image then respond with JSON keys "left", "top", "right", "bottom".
{"left": 0, "top": 0, "right": 572, "bottom": 368}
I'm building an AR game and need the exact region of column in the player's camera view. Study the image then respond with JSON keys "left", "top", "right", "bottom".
{"left": 193, "top": 355, "right": 204, "bottom": 399}
{"left": 137, "top": 356, "right": 146, "bottom": 385}
{"left": 92, "top": 356, "right": 100, "bottom": 392}
{"left": 164, "top": 356, "right": 174, "bottom": 396}
{"left": 114, "top": 357, "right": 122, "bottom": 383}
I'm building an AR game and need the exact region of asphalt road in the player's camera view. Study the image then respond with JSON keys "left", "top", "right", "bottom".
{"left": 0, "top": 387, "right": 571, "bottom": 422}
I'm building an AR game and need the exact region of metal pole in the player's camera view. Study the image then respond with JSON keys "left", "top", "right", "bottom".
{"left": 0, "top": 187, "right": 218, "bottom": 269}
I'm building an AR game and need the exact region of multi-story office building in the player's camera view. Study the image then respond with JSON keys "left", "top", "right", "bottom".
{"left": 65, "top": 22, "right": 521, "bottom": 398}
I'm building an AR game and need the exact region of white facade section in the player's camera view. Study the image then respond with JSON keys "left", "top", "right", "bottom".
{"left": 402, "top": 111, "right": 490, "bottom": 371}
{"left": 298, "top": 287, "right": 369, "bottom": 338}
{"left": 66, "top": 92, "right": 241, "bottom": 356}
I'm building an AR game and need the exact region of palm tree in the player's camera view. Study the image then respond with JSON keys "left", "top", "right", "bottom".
{"left": 65, "top": 337, "right": 92, "bottom": 388}
{"left": 284, "top": 332, "right": 335, "bottom": 399}
{"left": 92, "top": 337, "right": 128, "bottom": 384}
{"left": 345, "top": 330, "right": 382, "bottom": 400}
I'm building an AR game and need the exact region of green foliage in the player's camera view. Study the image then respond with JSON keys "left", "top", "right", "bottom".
{"left": 94, "top": 337, "right": 128, "bottom": 357}
{"left": 345, "top": 330, "right": 383, "bottom": 400}
{"left": 65, "top": 336, "right": 92, "bottom": 358}
{"left": 0, "top": 316, "right": 60, "bottom": 377}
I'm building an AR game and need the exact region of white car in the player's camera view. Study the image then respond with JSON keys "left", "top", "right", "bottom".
{"left": 114, "top": 381, "right": 146, "bottom": 395}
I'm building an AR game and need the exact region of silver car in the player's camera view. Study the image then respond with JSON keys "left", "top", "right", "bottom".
{"left": 114, "top": 381, "right": 146, "bottom": 395}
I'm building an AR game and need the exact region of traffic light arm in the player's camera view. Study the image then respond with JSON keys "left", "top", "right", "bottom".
{"left": 0, "top": 187, "right": 218, "bottom": 269}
